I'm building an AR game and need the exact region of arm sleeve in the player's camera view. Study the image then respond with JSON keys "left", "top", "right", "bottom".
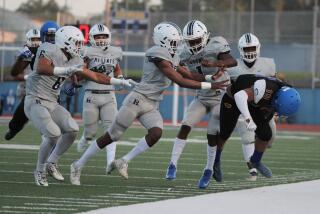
{"left": 234, "top": 90, "right": 252, "bottom": 119}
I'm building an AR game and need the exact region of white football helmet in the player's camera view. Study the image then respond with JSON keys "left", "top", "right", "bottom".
{"left": 26, "top": 29, "right": 41, "bottom": 47}
{"left": 89, "top": 24, "right": 111, "bottom": 49}
{"left": 182, "top": 20, "right": 209, "bottom": 54}
{"left": 55, "top": 26, "right": 84, "bottom": 57}
{"left": 238, "top": 33, "right": 260, "bottom": 63}
{"left": 153, "top": 22, "right": 182, "bottom": 55}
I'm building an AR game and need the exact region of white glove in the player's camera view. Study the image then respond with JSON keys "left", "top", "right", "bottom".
{"left": 53, "top": 64, "right": 83, "bottom": 77}
{"left": 110, "top": 77, "right": 132, "bottom": 87}
{"left": 245, "top": 118, "right": 257, "bottom": 131}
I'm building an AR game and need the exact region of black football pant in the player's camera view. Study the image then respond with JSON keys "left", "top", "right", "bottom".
{"left": 8, "top": 96, "right": 29, "bottom": 133}
{"left": 219, "top": 94, "right": 273, "bottom": 142}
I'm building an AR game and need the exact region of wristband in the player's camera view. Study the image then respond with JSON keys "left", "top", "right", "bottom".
{"left": 201, "top": 82, "right": 211, "bottom": 90}
{"left": 53, "top": 67, "right": 67, "bottom": 76}
{"left": 205, "top": 75, "right": 212, "bottom": 82}
{"left": 110, "top": 77, "right": 122, "bottom": 85}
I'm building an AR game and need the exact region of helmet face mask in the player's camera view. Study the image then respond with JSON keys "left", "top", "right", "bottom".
{"left": 238, "top": 33, "right": 260, "bottom": 63}
{"left": 89, "top": 24, "right": 111, "bottom": 50}
{"left": 183, "top": 20, "right": 209, "bottom": 55}
{"left": 26, "top": 29, "right": 41, "bottom": 48}
{"left": 153, "top": 22, "right": 182, "bottom": 55}
{"left": 55, "top": 26, "right": 85, "bottom": 58}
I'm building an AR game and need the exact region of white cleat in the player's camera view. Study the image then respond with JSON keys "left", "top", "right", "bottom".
{"left": 106, "top": 162, "right": 115, "bottom": 175}
{"left": 70, "top": 161, "right": 81, "bottom": 186}
{"left": 247, "top": 168, "right": 258, "bottom": 181}
{"left": 47, "top": 162, "right": 64, "bottom": 181}
{"left": 34, "top": 170, "right": 48, "bottom": 187}
{"left": 77, "top": 138, "right": 90, "bottom": 153}
{"left": 114, "top": 159, "right": 129, "bottom": 179}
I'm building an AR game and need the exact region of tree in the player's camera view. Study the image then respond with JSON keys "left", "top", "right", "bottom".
{"left": 17, "top": 0, "right": 66, "bottom": 20}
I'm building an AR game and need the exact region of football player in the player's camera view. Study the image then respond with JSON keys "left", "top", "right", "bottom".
{"left": 70, "top": 22, "right": 229, "bottom": 185}
{"left": 4, "top": 29, "right": 41, "bottom": 140}
{"left": 76, "top": 24, "right": 122, "bottom": 174}
{"left": 213, "top": 33, "right": 277, "bottom": 182}
{"left": 215, "top": 74, "right": 300, "bottom": 180}
{"left": 25, "top": 26, "right": 132, "bottom": 186}
{"left": 164, "top": 20, "right": 237, "bottom": 189}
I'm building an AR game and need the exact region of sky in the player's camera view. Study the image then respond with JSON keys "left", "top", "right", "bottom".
{"left": 2, "top": 0, "right": 161, "bottom": 17}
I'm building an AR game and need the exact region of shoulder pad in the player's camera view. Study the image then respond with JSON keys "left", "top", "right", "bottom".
{"left": 253, "top": 79, "right": 266, "bottom": 104}
{"left": 109, "top": 46, "right": 123, "bottom": 60}
{"left": 205, "top": 36, "right": 230, "bottom": 55}
{"left": 146, "top": 46, "right": 172, "bottom": 62}
{"left": 37, "top": 42, "right": 58, "bottom": 61}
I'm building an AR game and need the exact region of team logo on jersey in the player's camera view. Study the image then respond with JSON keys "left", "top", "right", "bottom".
{"left": 224, "top": 102, "right": 232, "bottom": 108}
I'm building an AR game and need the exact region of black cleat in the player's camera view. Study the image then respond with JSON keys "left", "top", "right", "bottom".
{"left": 4, "top": 129, "right": 19, "bottom": 140}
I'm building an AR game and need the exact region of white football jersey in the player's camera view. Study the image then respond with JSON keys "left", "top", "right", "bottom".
{"left": 179, "top": 36, "right": 231, "bottom": 104}
{"left": 227, "top": 57, "right": 276, "bottom": 81}
{"left": 83, "top": 45, "right": 123, "bottom": 91}
{"left": 26, "top": 42, "right": 83, "bottom": 102}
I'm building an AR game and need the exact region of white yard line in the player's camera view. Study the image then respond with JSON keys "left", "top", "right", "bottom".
{"left": 84, "top": 179, "right": 320, "bottom": 214}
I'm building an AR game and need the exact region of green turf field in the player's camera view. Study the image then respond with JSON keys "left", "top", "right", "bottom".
{"left": 0, "top": 123, "right": 320, "bottom": 214}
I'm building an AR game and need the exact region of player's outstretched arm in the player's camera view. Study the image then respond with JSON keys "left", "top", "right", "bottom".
{"left": 11, "top": 58, "right": 29, "bottom": 78}
{"left": 156, "top": 59, "right": 228, "bottom": 90}
{"left": 202, "top": 53, "right": 237, "bottom": 68}
{"left": 176, "top": 66, "right": 205, "bottom": 81}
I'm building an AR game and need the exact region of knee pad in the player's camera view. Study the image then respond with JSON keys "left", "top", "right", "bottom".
{"left": 108, "top": 120, "right": 126, "bottom": 141}
{"left": 240, "top": 131, "right": 255, "bottom": 145}
{"left": 43, "top": 120, "right": 61, "bottom": 138}
{"left": 67, "top": 117, "right": 79, "bottom": 132}
{"left": 207, "top": 134, "right": 218, "bottom": 147}
{"left": 148, "top": 127, "right": 162, "bottom": 142}
{"left": 83, "top": 109, "right": 99, "bottom": 126}
{"left": 256, "top": 127, "right": 272, "bottom": 142}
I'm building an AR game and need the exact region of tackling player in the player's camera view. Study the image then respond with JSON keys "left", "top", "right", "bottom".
{"left": 213, "top": 33, "right": 277, "bottom": 182}
{"left": 25, "top": 26, "right": 132, "bottom": 186}
{"left": 70, "top": 22, "right": 229, "bottom": 185}
{"left": 164, "top": 20, "right": 237, "bottom": 189}
{"left": 76, "top": 24, "right": 122, "bottom": 174}
{"left": 4, "top": 29, "right": 41, "bottom": 140}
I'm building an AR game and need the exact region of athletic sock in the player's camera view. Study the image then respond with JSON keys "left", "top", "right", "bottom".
{"left": 106, "top": 142, "right": 117, "bottom": 166}
{"left": 122, "top": 137, "right": 149, "bottom": 162}
{"left": 170, "top": 138, "right": 187, "bottom": 166}
{"left": 47, "top": 132, "right": 77, "bottom": 164}
{"left": 250, "top": 150, "right": 264, "bottom": 163}
{"left": 214, "top": 147, "right": 222, "bottom": 165}
{"left": 75, "top": 140, "right": 102, "bottom": 168}
{"left": 242, "top": 143, "right": 255, "bottom": 162}
{"left": 205, "top": 145, "right": 217, "bottom": 170}
{"left": 36, "top": 136, "right": 58, "bottom": 172}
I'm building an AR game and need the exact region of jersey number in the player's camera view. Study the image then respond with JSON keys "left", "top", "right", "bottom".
{"left": 52, "top": 77, "right": 65, "bottom": 90}
{"left": 196, "top": 66, "right": 203, "bottom": 74}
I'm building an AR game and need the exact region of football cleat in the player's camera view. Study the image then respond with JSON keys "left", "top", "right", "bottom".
{"left": 4, "top": 129, "right": 19, "bottom": 141}
{"left": 106, "top": 162, "right": 115, "bottom": 175}
{"left": 247, "top": 168, "right": 258, "bottom": 181}
{"left": 70, "top": 161, "right": 81, "bottom": 185}
{"left": 47, "top": 162, "right": 64, "bottom": 181}
{"left": 34, "top": 170, "right": 48, "bottom": 186}
{"left": 198, "top": 169, "right": 213, "bottom": 189}
{"left": 213, "top": 162, "right": 223, "bottom": 182}
{"left": 77, "top": 138, "right": 90, "bottom": 153}
{"left": 114, "top": 159, "right": 128, "bottom": 179}
{"left": 250, "top": 162, "right": 272, "bottom": 178}
{"left": 165, "top": 163, "right": 177, "bottom": 180}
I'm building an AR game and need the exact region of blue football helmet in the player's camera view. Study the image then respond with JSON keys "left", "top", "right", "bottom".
{"left": 272, "top": 86, "right": 301, "bottom": 116}
{"left": 40, "top": 21, "right": 60, "bottom": 43}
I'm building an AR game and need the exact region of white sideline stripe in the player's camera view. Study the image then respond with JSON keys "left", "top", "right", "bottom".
{"left": 84, "top": 179, "right": 320, "bottom": 214}
{"left": 24, "top": 203, "right": 98, "bottom": 208}
{"left": 2, "top": 206, "right": 76, "bottom": 211}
